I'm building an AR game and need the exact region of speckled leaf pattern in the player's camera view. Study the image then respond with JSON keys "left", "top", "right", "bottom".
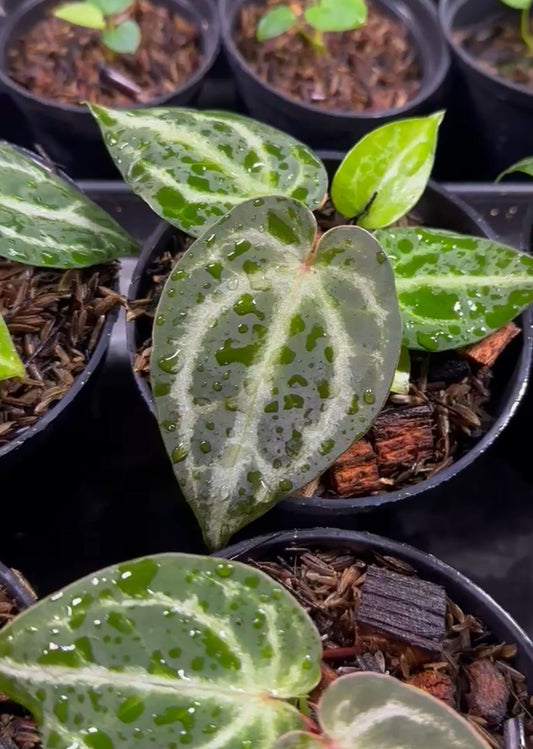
{"left": 274, "top": 732, "right": 326, "bottom": 748}
{"left": 330, "top": 113, "right": 443, "bottom": 229}
{"left": 375, "top": 227, "right": 533, "bottom": 351}
{"left": 89, "top": 105, "right": 328, "bottom": 237}
{"left": 0, "top": 554, "right": 322, "bottom": 749}
{"left": 151, "top": 196, "right": 401, "bottom": 549}
{"left": 274, "top": 673, "right": 490, "bottom": 749}
{"left": 0, "top": 314, "right": 24, "bottom": 382}
{"left": 0, "top": 142, "right": 136, "bottom": 268}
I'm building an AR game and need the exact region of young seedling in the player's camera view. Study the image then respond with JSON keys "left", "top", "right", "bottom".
{"left": 53, "top": 0, "right": 141, "bottom": 54}
{"left": 498, "top": 0, "right": 533, "bottom": 53}
{"left": 496, "top": 154, "right": 533, "bottom": 181}
{"left": 257, "top": 0, "right": 367, "bottom": 54}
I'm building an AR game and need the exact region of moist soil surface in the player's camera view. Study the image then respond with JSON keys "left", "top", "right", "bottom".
{"left": 457, "top": 14, "right": 533, "bottom": 89}
{"left": 235, "top": 0, "right": 422, "bottom": 113}
{"left": 8, "top": 0, "right": 202, "bottom": 107}
{"left": 253, "top": 546, "right": 533, "bottom": 748}
{"left": 0, "top": 260, "right": 121, "bottom": 448}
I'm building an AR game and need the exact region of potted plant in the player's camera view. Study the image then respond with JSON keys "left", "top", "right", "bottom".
{"left": 90, "top": 104, "right": 533, "bottom": 549}
{"left": 0, "top": 534, "right": 529, "bottom": 747}
{"left": 0, "top": 0, "right": 220, "bottom": 178}
{"left": 0, "top": 141, "right": 135, "bottom": 468}
{"left": 440, "top": 0, "right": 533, "bottom": 179}
{"left": 218, "top": 0, "right": 450, "bottom": 151}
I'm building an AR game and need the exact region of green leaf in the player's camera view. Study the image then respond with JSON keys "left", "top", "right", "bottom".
{"left": 331, "top": 112, "right": 444, "bottom": 229}
{"left": 275, "top": 734, "right": 326, "bottom": 748}
{"left": 304, "top": 0, "right": 367, "bottom": 32}
{"left": 257, "top": 6, "right": 297, "bottom": 41}
{"left": 53, "top": 1, "right": 106, "bottom": 29}
{"left": 0, "top": 314, "right": 24, "bottom": 382}
{"left": 274, "top": 673, "right": 490, "bottom": 749}
{"left": 88, "top": 0, "right": 134, "bottom": 14}
{"left": 375, "top": 226, "right": 533, "bottom": 351}
{"left": 498, "top": 0, "right": 531, "bottom": 8}
{"left": 391, "top": 346, "right": 410, "bottom": 394}
{"left": 89, "top": 105, "right": 328, "bottom": 238}
{"left": 496, "top": 155, "right": 533, "bottom": 181}
{"left": 101, "top": 19, "right": 141, "bottom": 53}
{"left": 0, "top": 553, "right": 322, "bottom": 749}
{"left": 0, "top": 142, "right": 136, "bottom": 268}
{"left": 151, "top": 195, "right": 401, "bottom": 549}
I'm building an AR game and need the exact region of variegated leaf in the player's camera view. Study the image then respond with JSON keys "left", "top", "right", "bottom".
{"left": 0, "top": 554, "right": 322, "bottom": 749}
{"left": 274, "top": 673, "right": 490, "bottom": 749}
{"left": 89, "top": 105, "right": 328, "bottom": 237}
{"left": 375, "top": 227, "right": 533, "bottom": 351}
{"left": 151, "top": 196, "right": 401, "bottom": 549}
{"left": 274, "top": 732, "right": 327, "bottom": 748}
{"left": 0, "top": 313, "right": 24, "bottom": 382}
{"left": 0, "top": 142, "right": 136, "bottom": 268}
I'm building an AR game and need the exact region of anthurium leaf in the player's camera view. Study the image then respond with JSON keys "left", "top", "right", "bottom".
{"left": 496, "top": 155, "right": 533, "bottom": 181}
{"left": 88, "top": 0, "right": 134, "bottom": 14}
{"left": 102, "top": 19, "right": 141, "bottom": 53}
{"left": 0, "top": 142, "right": 136, "bottom": 268}
{"left": 89, "top": 105, "right": 328, "bottom": 237}
{"left": 331, "top": 112, "right": 444, "bottom": 229}
{"left": 257, "top": 6, "right": 297, "bottom": 40}
{"left": 375, "top": 226, "right": 533, "bottom": 351}
{"left": 0, "top": 315, "right": 24, "bottom": 382}
{"left": 53, "top": 1, "right": 106, "bottom": 29}
{"left": 274, "top": 733, "right": 326, "bottom": 748}
{"left": 304, "top": 0, "right": 367, "bottom": 32}
{"left": 273, "top": 673, "right": 490, "bottom": 749}
{"left": 0, "top": 553, "right": 322, "bottom": 749}
{"left": 151, "top": 195, "right": 401, "bottom": 549}
{"left": 391, "top": 346, "right": 410, "bottom": 394}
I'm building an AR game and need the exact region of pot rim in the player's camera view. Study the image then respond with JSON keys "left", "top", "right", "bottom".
{"left": 0, "top": 559, "right": 37, "bottom": 611}
{"left": 0, "top": 0, "right": 221, "bottom": 115}
{"left": 219, "top": 0, "right": 450, "bottom": 122}
{"left": 439, "top": 0, "right": 533, "bottom": 101}
{"left": 0, "top": 142, "right": 120, "bottom": 462}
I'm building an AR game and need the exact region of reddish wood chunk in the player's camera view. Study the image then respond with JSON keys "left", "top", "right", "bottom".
{"left": 372, "top": 405, "right": 434, "bottom": 476}
{"left": 466, "top": 659, "right": 510, "bottom": 725}
{"left": 408, "top": 671, "right": 455, "bottom": 707}
{"left": 460, "top": 322, "right": 520, "bottom": 368}
{"left": 327, "top": 439, "right": 380, "bottom": 496}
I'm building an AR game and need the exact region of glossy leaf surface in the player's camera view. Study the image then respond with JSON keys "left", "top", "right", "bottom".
{"left": 375, "top": 227, "right": 533, "bottom": 351}
{"left": 89, "top": 105, "right": 328, "bottom": 237}
{"left": 0, "top": 142, "right": 136, "bottom": 268}
{"left": 151, "top": 196, "right": 401, "bottom": 549}
{"left": 0, "top": 315, "right": 24, "bottom": 382}
{"left": 0, "top": 554, "right": 321, "bottom": 749}
{"left": 331, "top": 113, "right": 443, "bottom": 229}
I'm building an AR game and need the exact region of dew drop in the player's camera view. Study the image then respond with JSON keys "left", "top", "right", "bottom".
{"left": 363, "top": 388, "right": 375, "bottom": 405}
{"left": 172, "top": 445, "right": 188, "bottom": 463}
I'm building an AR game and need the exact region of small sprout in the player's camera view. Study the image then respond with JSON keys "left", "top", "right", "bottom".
{"left": 53, "top": 0, "right": 141, "bottom": 54}
{"left": 0, "top": 314, "right": 24, "bottom": 383}
{"left": 496, "top": 155, "right": 533, "bottom": 181}
{"left": 498, "top": 0, "right": 533, "bottom": 52}
{"left": 257, "top": 0, "right": 367, "bottom": 54}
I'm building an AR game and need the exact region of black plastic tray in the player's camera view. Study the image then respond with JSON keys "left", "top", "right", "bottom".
{"left": 5, "top": 183, "right": 533, "bottom": 641}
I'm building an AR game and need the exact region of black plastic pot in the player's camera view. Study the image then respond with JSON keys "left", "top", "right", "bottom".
{"left": 0, "top": 560, "right": 36, "bottom": 612}
{"left": 0, "top": 144, "right": 120, "bottom": 470}
{"left": 0, "top": 0, "right": 220, "bottom": 179}
{"left": 128, "top": 154, "right": 532, "bottom": 526}
{"left": 219, "top": 0, "right": 450, "bottom": 151}
{"left": 440, "top": 0, "right": 533, "bottom": 180}
{"left": 216, "top": 527, "right": 533, "bottom": 686}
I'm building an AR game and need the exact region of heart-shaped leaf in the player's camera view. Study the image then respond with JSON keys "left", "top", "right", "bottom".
{"left": 497, "top": 155, "right": 533, "bottom": 181}
{"left": 89, "top": 105, "right": 328, "bottom": 237}
{"left": 274, "top": 673, "right": 490, "bottom": 749}
{"left": 89, "top": 0, "right": 134, "bottom": 14}
{"left": 0, "top": 142, "right": 136, "bottom": 268}
{"left": 257, "top": 6, "right": 298, "bottom": 40}
{"left": 375, "top": 226, "right": 533, "bottom": 351}
{"left": 304, "top": 0, "right": 367, "bottom": 32}
{"left": 53, "top": 2, "right": 106, "bottom": 29}
{"left": 331, "top": 112, "right": 444, "bottom": 229}
{"left": 102, "top": 19, "right": 141, "bottom": 53}
{"left": 0, "top": 314, "right": 24, "bottom": 382}
{"left": 0, "top": 553, "right": 322, "bottom": 749}
{"left": 151, "top": 195, "right": 401, "bottom": 549}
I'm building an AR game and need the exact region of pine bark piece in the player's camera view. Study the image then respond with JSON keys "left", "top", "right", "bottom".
{"left": 371, "top": 405, "right": 434, "bottom": 476}
{"left": 309, "top": 661, "right": 338, "bottom": 703}
{"left": 408, "top": 671, "right": 455, "bottom": 707}
{"left": 357, "top": 566, "right": 446, "bottom": 660}
{"left": 327, "top": 438, "right": 380, "bottom": 496}
{"left": 460, "top": 322, "right": 520, "bottom": 368}
{"left": 466, "top": 659, "right": 510, "bottom": 725}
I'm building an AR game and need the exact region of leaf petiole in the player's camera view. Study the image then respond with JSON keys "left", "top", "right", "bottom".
{"left": 521, "top": 5, "right": 533, "bottom": 52}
